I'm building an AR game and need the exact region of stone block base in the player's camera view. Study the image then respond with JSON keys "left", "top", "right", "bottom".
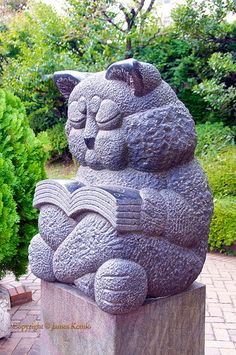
{"left": 41, "top": 281, "right": 205, "bottom": 355}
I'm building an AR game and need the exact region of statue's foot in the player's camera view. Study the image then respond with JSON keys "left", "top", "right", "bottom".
{"left": 74, "top": 273, "right": 96, "bottom": 300}
{"left": 94, "top": 259, "right": 148, "bottom": 314}
{"left": 28, "top": 234, "right": 56, "bottom": 282}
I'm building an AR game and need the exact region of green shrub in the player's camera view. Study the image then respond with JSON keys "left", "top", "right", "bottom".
{"left": 29, "top": 105, "right": 65, "bottom": 133}
{"left": 199, "top": 146, "right": 236, "bottom": 198}
{"left": 209, "top": 197, "right": 236, "bottom": 253}
{"left": 195, "top": 122, "right": 235, "bottom": 158}
{"left": 0, "top": 1, "right": 77, "bottom": 134}
{"left": 0, "top": 89, "right": 46, "bottom": 278}
{"left": 46, "top": 123, "right": 68, "bottom": 157}
{"left": 178, "top": 89, "right": 210, "bottom": 124}
{"left": 37, "top": 130, "right": 52, "bottom": 156}
{"left": 196, "top": 124, "right": 236, "bottom": 253}
{"left": 38, "top": 122, "right": 69, "bottom": 161}
{"left": 0, "top": 157, "right": 19, "bottom": 276}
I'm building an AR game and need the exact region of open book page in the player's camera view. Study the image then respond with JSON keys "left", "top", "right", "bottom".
{"left": 33, "top": 179, "right": 142, "bottom": 232}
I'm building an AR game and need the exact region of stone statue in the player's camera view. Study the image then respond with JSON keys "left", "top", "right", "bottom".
{"left": 29, "top": 59, "right": 213, "bottom": 314}
{"left": 0, "top": 287, "right": 11, "bottom": 338}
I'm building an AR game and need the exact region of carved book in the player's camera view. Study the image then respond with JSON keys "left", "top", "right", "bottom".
{"left": 33, "top": 179, "right": 142, "bottom": 232}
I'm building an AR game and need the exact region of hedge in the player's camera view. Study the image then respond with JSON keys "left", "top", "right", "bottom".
{"left": 196, "top": 123, "right": 236, "bottom": 253}
{"left": 209, "top": 197, "right": 236, "bottom": 253}
{"left": 0, "top": 89, "right": 46, "bottom": 278}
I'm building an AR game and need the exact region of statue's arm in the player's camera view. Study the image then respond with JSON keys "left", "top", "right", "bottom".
{"left": 140, "top": 161, "right": 213, "bottom": 247}
{"left": 38, "top": 204, "right": 77, "bottom": 251}
{"left": 33, "top": 178, "right": 82, "bottom": 250}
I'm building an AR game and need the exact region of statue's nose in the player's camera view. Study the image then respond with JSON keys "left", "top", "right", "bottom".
{"left": 84, "top": 137, "right": 95, "bottom": 150}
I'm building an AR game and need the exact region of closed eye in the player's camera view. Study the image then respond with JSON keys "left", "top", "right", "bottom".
{"left": 96, "top": 99, "right": 122, "bottom": 129}
{"left": 70, "top": 111, "right": 85, "bottom": 123}
{"left": 96, "top": 112, "right": 121, "bottom": 125}
{"left": 68, "top": 100, "right": 86, "bottom": 128}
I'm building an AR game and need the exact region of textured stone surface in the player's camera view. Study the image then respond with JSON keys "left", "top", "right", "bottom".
{"left": 29, "top": 58, "right": 213, "bottom": 314}
{"left": 29, "top": 234, "right": 56, "bottom": 282}
{"left": 39, "top": 205, "right": 76, "bottom": 251}
{"left": 40, "top": 280, "right": 205, "bottom": 355}
{"left": 94, "top": 259, "right": 148, "bottom": 314}
{"left": 0, "top": 287, "right": 11, "bottom": 339}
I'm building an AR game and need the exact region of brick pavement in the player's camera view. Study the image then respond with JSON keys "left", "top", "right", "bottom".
{"left": 0, "top": 253, "right": 235, "bottom": 355}
{"left": 198, "top": 253, "right": 236, "bottom": 355}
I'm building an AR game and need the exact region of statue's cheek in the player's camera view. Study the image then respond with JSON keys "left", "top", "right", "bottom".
{"left": 68, "top": 128, "right": 86, "bottom": 164}
{"left": 95, "top": 130, "right": 128, "bottom": 170}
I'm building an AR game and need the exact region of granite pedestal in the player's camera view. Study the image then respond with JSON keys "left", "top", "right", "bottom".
{"left": 40, "top": 280, "right": 205, "bottom": 355}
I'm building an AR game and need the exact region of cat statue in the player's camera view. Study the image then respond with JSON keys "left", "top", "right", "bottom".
{"left": 29, "top": 59, "right": 213, "bottom": 314}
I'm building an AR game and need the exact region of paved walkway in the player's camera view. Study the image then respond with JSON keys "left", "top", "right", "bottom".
{"left": 0, "top": 253, "right": 235, "bottom": 355}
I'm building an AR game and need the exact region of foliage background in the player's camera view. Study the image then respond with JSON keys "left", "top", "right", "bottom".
{"left": 0, "top": 0, "right": 235, "bottom": 268}
{"left": 1, "top": 0, "right": 235, "bottom": 142}
{"left": 0, "top": 89, "right": 46, "bottom": 278}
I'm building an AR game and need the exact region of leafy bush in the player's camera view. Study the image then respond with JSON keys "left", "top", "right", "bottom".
{"left": 0, "top": 157, "right": 19, "bottom": 277}
{"left": 38, "top": 122, "right": 69, "bottom": 161}
{"left": 178, "top": 90, "right": 210, "bottom": 124}
{"left": 208, "top": 197, "right": 236, "bottom": 253}
{"left": 193, "top": 53, "right": 236, "bottom": 127}
{"left": 46, "top": 123, "right": 68, "bottom": 157}
{"left": 199, "top": 146, "right": 236, "bottom": 198}
{"left": 1, "top": 0, "right": 235, "bottom": 164}
{"left": 0, "top": 1, "right": 77, "bottom": 133}
{"left": 195, "top": 122, "right": 235, "bottom": 158}
{"left": 172, "top": 0, "right": 236, "bottom": 127}
{"left": 196, "top": 126, "right": 236, "bottom": 253}
{"left": 0, "top": 89, "right": 46, "bottom": 278}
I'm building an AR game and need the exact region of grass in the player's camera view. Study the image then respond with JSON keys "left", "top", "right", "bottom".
{"left": 45, "top": 160, "right": 78, "bottom": 179}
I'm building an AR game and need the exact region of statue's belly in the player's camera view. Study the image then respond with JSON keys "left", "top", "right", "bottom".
{"left": 76, "top": 166, "right": 167, "bottom": 190}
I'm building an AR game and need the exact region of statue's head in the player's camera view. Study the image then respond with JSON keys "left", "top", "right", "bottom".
{"left": 54, "top": 59, "right": 197, "bottom": 171}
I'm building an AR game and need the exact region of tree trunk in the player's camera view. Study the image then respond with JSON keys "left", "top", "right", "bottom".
{"left": 125, "top": 37, "right": 132, "bottom": 58}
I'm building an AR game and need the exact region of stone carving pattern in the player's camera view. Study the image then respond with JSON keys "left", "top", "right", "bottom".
{"left": 0, "top": 289, "right": 11, "bottom": 338}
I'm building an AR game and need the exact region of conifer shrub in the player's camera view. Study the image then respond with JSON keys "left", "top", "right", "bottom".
{"left": 0, "top": 89, "right": 46, "bottom": 278}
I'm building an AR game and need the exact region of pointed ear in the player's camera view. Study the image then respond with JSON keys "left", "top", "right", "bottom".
{"left": 105, "top": 59, "right": 162, "bottom": 97}
{"left": 53, "top": 70, "right": 91, "bottom": 99}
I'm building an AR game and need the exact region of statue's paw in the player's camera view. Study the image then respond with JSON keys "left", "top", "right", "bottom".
{"left": 28, "top": 234, "right": 56, "bottom": 282}
{"left": 94, "top": 259, "right": 148, "bottom": 314}
{"left": 74, "top": 273, "right": 96, "bottom": 300}
{"left": 53, "top": 213, "right": 117, "bottom": 283}
{"left": 39, "top": 205, "right": 76, "bottom": 251}
{"left": 52, "top": 224, "right": 88, "bottom": 284}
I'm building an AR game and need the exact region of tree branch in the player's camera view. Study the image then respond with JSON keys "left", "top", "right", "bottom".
{"left": 118, "top": 3, "right": 131, "bottom": 27}
{"left": 144, "top": 0, "right": 156, "bottom": 16}
{"left": 208, "top": 36, "right": 236, "bottom": 44}
{"left": 139, "top": 30, "right": 166, "bottom": 49}
{"left": 101, "top": 10, "right": 126, "bottom": 33}
{"left": 136, "top": 0, "right": 146, "bottom": 14}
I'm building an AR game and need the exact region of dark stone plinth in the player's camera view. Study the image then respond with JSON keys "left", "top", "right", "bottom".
{"left": 40, "top": 280, "right": 205, "bottom": 355}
